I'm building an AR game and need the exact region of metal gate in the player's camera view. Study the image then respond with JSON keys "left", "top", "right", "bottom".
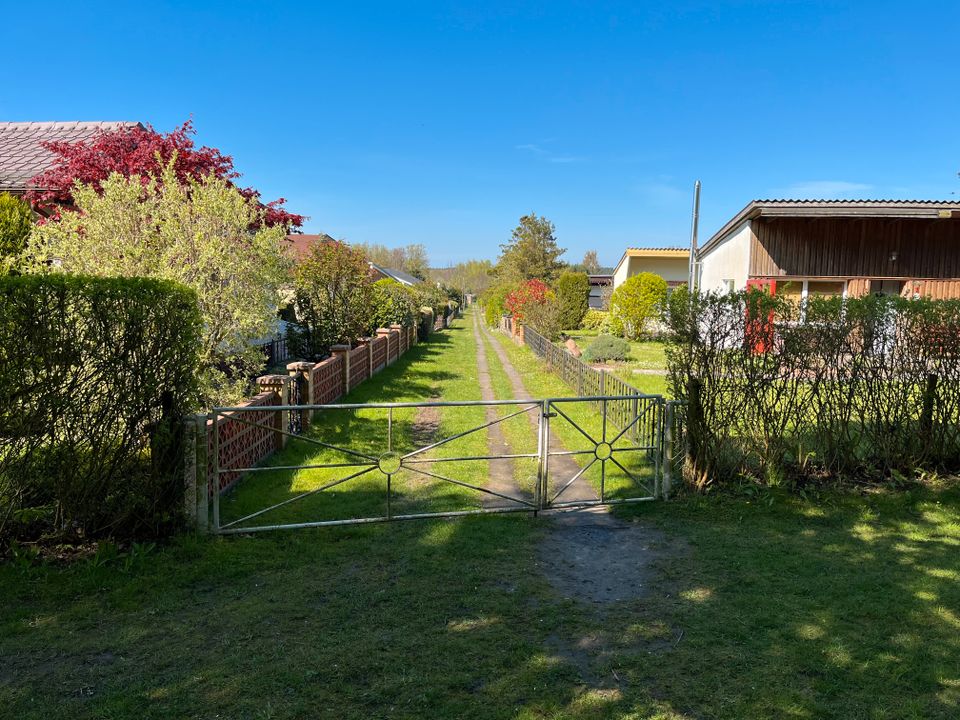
{"left": 208, "top": 394, "right": 673, "bottom": 534}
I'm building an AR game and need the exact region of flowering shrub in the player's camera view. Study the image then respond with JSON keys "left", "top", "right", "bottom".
{"left": 505, "top": 279, "right": 551, "bottom": 323}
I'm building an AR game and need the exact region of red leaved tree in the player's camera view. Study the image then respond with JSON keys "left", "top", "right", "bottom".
{"left": 27, "top": 120, "right": 304, "bottom": 229}
{"left": 505, "top": 278, "right": 551, "bottom": 323}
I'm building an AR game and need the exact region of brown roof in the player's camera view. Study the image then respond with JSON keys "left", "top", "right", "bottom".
{"left": 702, "top": 199, "right": 960, "bottom": 255}
{"left": 285, "top": 233, "right": 337, "bottom": 261}
{"left": 0, "top": 121, "right": 141, "bottom": 193}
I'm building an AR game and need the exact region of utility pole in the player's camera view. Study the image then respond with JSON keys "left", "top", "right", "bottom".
{"left": 688, "top": 180, "right": 701, "bottom": 291}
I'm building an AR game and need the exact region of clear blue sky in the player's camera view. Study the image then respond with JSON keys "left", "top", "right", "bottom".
{"left": 2, "top": 1, "right": 958, "bottom": 266}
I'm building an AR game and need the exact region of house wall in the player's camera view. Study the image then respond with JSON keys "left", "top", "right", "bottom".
{"left": 613, "top": 255, "right": 689, "bottom": 289}
{"left": 751, "top": 217, "right": 960, "bottom": 279}
{"left": 698, "top": 220, "right": 753, "bottom": 291}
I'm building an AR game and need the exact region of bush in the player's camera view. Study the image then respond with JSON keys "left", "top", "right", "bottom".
{"left": 0, "top": 275, "right": 201, "bottom": 544}
{"left": 482, "top": 283, "right": 512, "bottom": 328}
{"left": 581, "top": 309, "right": 610, "bottom": 332}
{"left": 610, "top": 272, "right": 668, "bottom": 339}
{"left": 524, "top": 299, "right": 565, "bottom": 341}
{"left": 583, "top": 335, "right": 630, "bottom": 362}
{"left": 0, "top": 193, "right": 32, "bottom": 274}
{"left": 554, "top": 271, "right": 590, "bottom": 329}
{"left": 664, "top": 288, "right": 960, "bottom": 490}
{"left": 288, "top": 240, "right": 374, "bottom": 359}
{"left": 367, "top": 279, "right": 417, "bottom": 331}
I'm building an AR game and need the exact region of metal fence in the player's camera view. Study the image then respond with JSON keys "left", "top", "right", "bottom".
{"left": 258, "top": 335, "right": 289, "bottom": 367}
{"left": 202, "top": 395, "right": 671, "bottom": 534}
{"left": 523, "top": 326, "right": 661, "bottom": 450}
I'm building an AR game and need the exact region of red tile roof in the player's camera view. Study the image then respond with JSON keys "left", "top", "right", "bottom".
{"left": 285, "top": 233, "right": 337, "bottom": 262}
{"left": 0, "top": 121, "right": 141, "bottom": 193}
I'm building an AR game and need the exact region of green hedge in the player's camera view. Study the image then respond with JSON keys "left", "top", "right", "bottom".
{"left": 583, "top": 335, "right": 630, "bottom": 362}
{"left": 665, "top": 289, "right": 960, "bottom": 489}
{"left": 0, "top": 275, "right": 201, "bottom": 544}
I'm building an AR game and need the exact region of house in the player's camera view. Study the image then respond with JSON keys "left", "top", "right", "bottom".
{"left": 612, "top": 247, "right": 690, "bottom": 290}
{"left": 369, "top": 263, "right": 423, "bottom": 286}
{"left": 0, "top": 121, "right": 140, "bottom": 201}
{"left": 285, "top": 233, "right": 337, "bottom": 262}
{"left": 587, "top": 274, "right": 612, "bottom": 309}
{"left": 695, "top": 199, "right": 960, "bottom": 299}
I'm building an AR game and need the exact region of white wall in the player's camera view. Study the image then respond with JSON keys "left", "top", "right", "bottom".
{"left": 613, "top": 254, "right": 690, "bottom": 289}
{"left": 698, "top": 221, "right": 753, "bottom": 292}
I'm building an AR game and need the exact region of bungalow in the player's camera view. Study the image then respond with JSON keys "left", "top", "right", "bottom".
{"left": 695, "top": 199, "right": 960, "bottom": 300}
{"left": 0, "top": 121, "right": 140, "bottom": 201}
{"left": 369, "top": 263, "right": 422, "bottom": 287}
{"left": 612, "top": 247, "right": 690, "bottom": 290}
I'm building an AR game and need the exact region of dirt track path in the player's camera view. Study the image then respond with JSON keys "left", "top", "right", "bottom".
{"left": 475, "top": 315, "right": 597, "bottom": 505}
{"left": 471, "top": 314, "right": 530, "bottom": 509}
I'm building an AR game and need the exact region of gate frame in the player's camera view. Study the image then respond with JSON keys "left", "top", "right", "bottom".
{"left": 205, "top": 394, "right": 671, "bottom": 534}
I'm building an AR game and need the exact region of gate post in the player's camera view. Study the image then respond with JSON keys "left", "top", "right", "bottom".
{"left": 257, "top": 374, "right": 291, "bottom": 448}
{"left": 331, "top": 344, "right": 351, "bottom": 394}
{"left": 183, "top": 413, "right": 210, "bottom": 532}
{"left": 535, "top": 400, "right": 546, "bottom": 514}
{"left": 662, "top": 401, "right": 674, "bottom": 499}
{"left": 288, "top": 361, "right": 315, "bottom": 426}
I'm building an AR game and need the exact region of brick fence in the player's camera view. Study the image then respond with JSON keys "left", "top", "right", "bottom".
{"left": 184, "top": 322, "right": 428, "bottom": 527}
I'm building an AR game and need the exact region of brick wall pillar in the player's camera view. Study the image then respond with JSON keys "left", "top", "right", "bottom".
{"left": 257, "top": 374, "right": 291, "bottom": 448}
{"left": 330, "top": 344, "right": 351, "bottom": 395}
{"left": 287, "top": 361, "right": 315, "bottom": 426}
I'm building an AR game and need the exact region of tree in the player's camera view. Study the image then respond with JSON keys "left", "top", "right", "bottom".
{"left": 554, "top": 270, "right": 591, "bottom": 330}
{"left": 582, "top": 250, "right": 601, "bottom": 274}
{"left": 609, "top": 272, "right": 669, "bottom": 340}
{"left": 288, "top": 240, "right": 375, "bottom": 360}
{"left": 25, "top": 162, "right": 291, "bottom": 405}
{"left": 497, "top": 214, "right": 566, "bottom": 283}
{"left": 354, "top": 242, "right": 429, "bottom": 280}
{"left": 0, "top": 193, "right": 32, "bottom": 274}
{"left": 367, "top": 279, "right": 417, "bottom": 331}
{"left": 27, "top": 120, "right": 303, "bottom": 229}
{"left": 432, "top": 259, "right": 494, "bottom": 294}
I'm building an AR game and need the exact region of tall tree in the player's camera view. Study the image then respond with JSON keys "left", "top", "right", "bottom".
{"left": 497, "top": 213, "right": 566, "bottom": 283}
{"left": 354, "top": 242, "right": 429, "bottom": 280}
{"left": 27, "top": 120, "right": 303, "bottom": 229}
{"left": 582, "top": 250, "right": 601, "bottom": 274}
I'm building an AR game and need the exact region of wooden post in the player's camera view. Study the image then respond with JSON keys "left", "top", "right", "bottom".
{"left": 920, "top": 372, "right": 938, "bottom": 435}
{"left": 662, "top": 402, "right": 675, "bottom": 499}
{"left": 330, "top": 344, "right": 351, "bottom": 394}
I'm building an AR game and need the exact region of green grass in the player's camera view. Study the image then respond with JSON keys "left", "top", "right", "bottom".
{"left": 565, "top": 331, "right": 670, "bottom": 396}
{"left": 3, "top": 310, "right": 960, "bottom": 719}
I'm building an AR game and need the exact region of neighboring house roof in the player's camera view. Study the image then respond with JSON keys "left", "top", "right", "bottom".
{"left": 702, "top": 199, "right": 960, "bottom": 255}
{"left": 613, "top": 247, "right": 689, "bottom": 277}
{"left": 285, "top": 233, "right": 337, "bottom": 262}
{"left": 588, "top": 274, "right": 613, "bottom": 285}
{"left": 0, "top": 121, "right": 141, "bottom": 194}
{"left": 369, "top": 263, "right": 422, "bottom": 286}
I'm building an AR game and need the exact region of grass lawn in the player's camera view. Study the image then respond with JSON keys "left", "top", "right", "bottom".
{"left": 3, "top": 311, "right": 960, "bottom": 719}
{"left": 564, "top": 330, "right": 670, "bottom": 397}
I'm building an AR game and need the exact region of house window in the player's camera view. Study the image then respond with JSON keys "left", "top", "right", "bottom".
{"left": 807, "top": 281, "right": 845, "bottom": 299}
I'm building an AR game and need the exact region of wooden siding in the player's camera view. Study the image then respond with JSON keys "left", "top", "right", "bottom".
{"left": 750, "top": 217, "right": 960, "bottom": 279}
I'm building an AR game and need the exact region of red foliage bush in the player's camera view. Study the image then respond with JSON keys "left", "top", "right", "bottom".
{"left": 505, "top": 279, "right": 551, "bottom": 322}
{"left": 27, "top": 120, "right": 304, "bottom": 229}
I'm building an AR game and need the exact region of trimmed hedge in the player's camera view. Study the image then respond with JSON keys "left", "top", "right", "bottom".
{"left": 665, "top": 288, "right": 960, "bottom": 489}
{"left": 1, "top": 275, "right": 201, "bottom": 543}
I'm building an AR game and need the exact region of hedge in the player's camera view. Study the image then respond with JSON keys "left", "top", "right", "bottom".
{"left": 664, "top": 288, "right": 960, "bottom": 489}
{"left": 0, "top": 274, "right": 201, "bottom": 543}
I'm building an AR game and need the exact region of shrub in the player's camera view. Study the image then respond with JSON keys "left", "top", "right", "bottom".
{"left": 505, "top": 279, "right": 551, "bottom": 323}
{"left": 0, "top": 275, "right": 201, "bottom": 544}
{"left": 581, "top": 309, "right": 610, "bottom": 332}
{"left": 583, "top": 335, "right": 630, "bottom": 362}
{"left": 288, "top": 239, "right": 374, "bottom": 359}
{"left": 664, "top": 288, "right": 960, "bottom": 491}
{"left": 554, "top": 271, "right": 590, "bottom": 329}
{"left": 0, "top": 193, "right": 32, "bottom": 274}
{"left": 610, "top": 272, "right": 668, "bottom": 340}
{"left": 482, "top": 283, "right": 512, "bottom": 327}
{"left": 524, "top": 299, "right": 565, "bottom": 341}
{"left": 367, "top": 279, "right": 417, "bottom": 331}
{"left": 25, "top": 162, "right": 290, "bottom": 406}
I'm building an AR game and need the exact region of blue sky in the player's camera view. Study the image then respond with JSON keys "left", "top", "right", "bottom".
{"left": 2, "top": 1, "right": 958, "bottom": 266}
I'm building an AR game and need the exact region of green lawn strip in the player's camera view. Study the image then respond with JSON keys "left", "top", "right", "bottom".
{"left": 489, "top": 329, "right": 657, "bottom": 500}
{"left": 220, "top": 318, "right": 492, "bottom": 527}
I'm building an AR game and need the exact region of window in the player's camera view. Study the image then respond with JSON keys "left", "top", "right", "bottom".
{"left": 722, "top": 279, "right": 735, "bottom": 293}
{"left": 807, "top": 281, "right": 845, "bottom": 299}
